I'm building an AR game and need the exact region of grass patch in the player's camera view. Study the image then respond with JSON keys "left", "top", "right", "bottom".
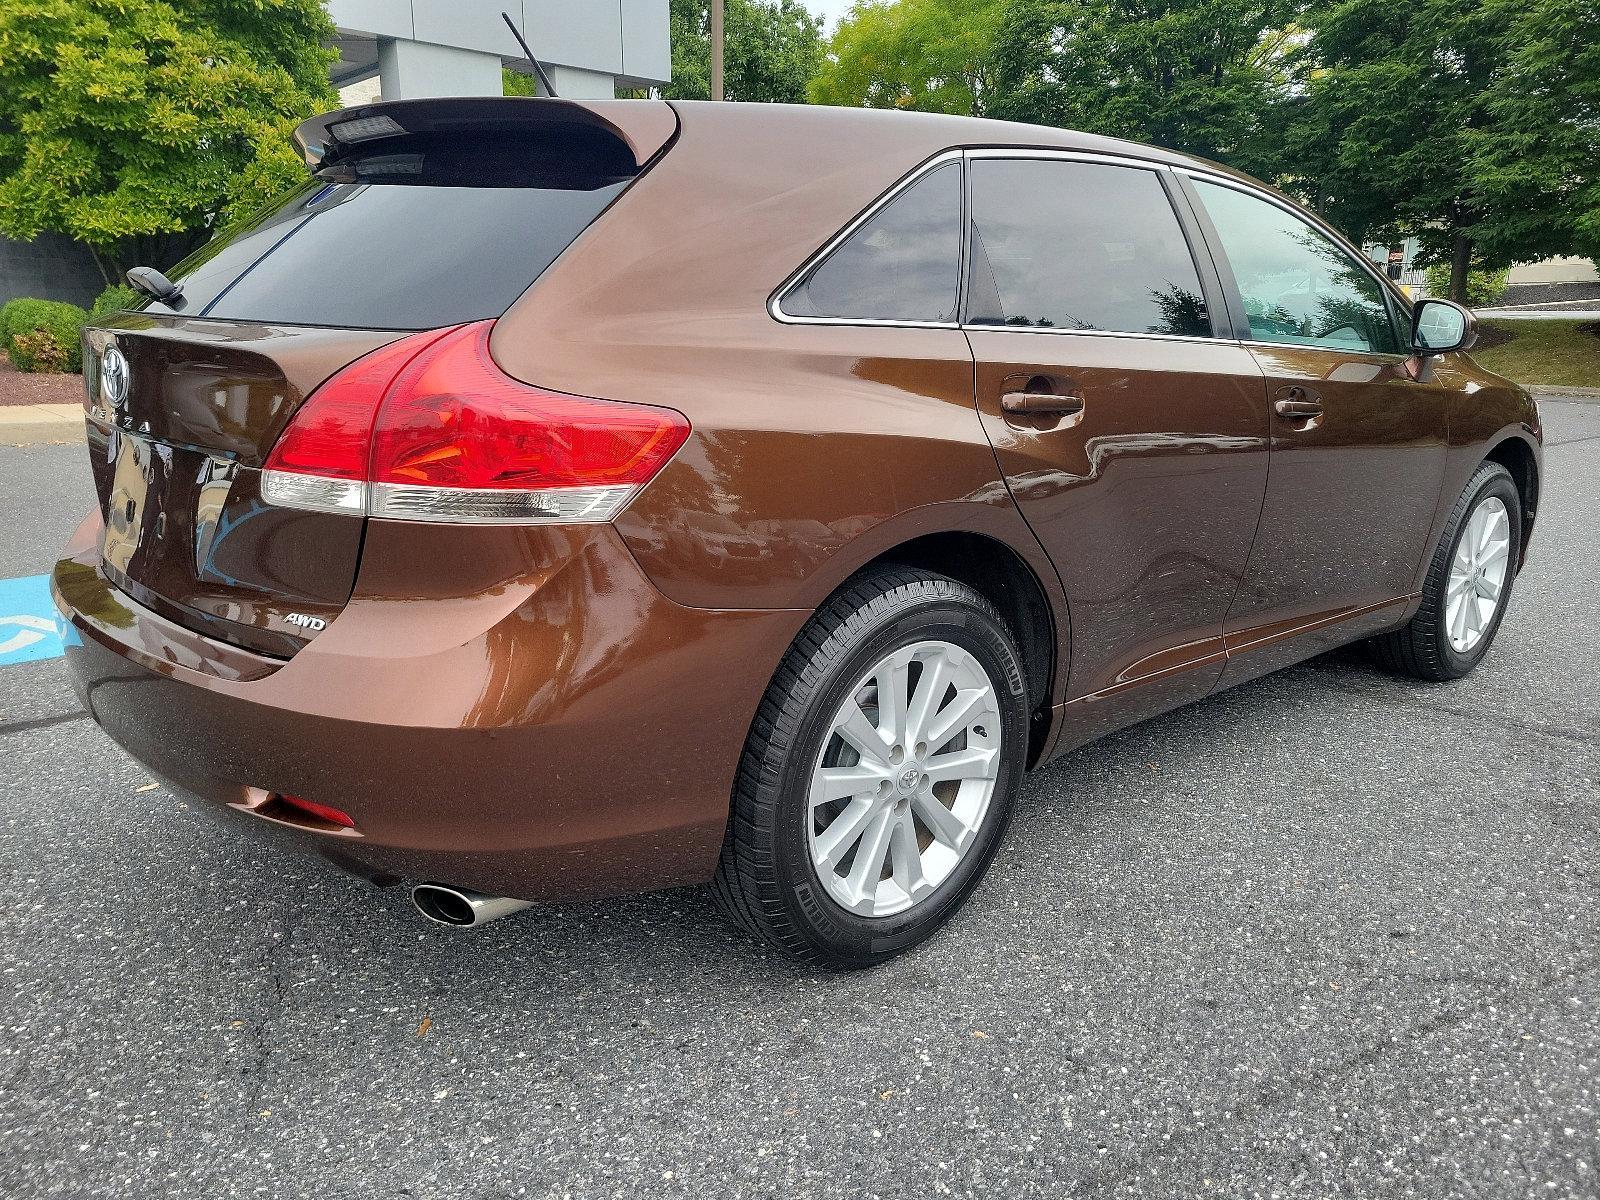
{"left": 1470, "top": 319, "right": 1600, "bottom": 388}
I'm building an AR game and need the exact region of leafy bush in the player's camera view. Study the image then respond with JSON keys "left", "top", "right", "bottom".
{"left": 1424, "top": 264, "right": 1509, "bottom": 307}
{"left": 89, "top": 284, "right": 140, "bottom": 321}
{"left": 2, "top": 298, "right": 54, "bottom": 349}
{"left": 9, "top": 329, "right": 68, "bottom": 373}
{"left": 0, "top": 297, "right": 87, "bottom": 373}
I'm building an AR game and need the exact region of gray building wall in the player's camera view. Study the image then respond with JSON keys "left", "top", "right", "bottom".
{"left": 0, "top": 232, "right": 104, "bottom": 309}
{"left": 329, "top": 0, "right": 671, "bottom": 99}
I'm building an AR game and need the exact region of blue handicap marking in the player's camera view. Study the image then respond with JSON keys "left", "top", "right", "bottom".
{"left": 0, "top": 574, "right": 65, "bottom": 666}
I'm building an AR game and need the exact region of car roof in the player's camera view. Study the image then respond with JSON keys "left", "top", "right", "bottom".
{"left": 666, "top": 98, "right": 1212, "bottom": 170}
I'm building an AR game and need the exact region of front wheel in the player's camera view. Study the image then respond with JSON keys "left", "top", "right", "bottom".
{"left": 1369, "top": 461, "right": 1522, "bottom": 680}
{"left": 712, "top": 568, "right": 1031, "bottom": 967}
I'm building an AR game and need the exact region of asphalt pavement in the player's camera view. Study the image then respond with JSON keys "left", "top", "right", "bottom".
{"left": 1, "top": 400, "right": 1597, "bottom": 1199}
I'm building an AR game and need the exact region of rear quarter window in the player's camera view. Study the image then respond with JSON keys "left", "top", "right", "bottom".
{"left": 779, "top": 160, "right": 963, "bottom": 324}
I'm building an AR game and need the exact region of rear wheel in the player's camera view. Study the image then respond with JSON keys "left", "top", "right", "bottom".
{"left": 712, "top": 569, "right": 1030, "bottom": 967}
{"left": 1369, "top": 462, "right": 1521, "bottom": 680}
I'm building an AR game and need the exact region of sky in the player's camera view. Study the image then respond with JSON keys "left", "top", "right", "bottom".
{"left": 805, "top": 0, "right": 857, "bottom": 30}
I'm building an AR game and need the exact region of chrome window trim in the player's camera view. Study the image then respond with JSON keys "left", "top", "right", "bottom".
{"left": 769, "top": 149, "right": 967, "bottom": 328}
{"left": 958, "top": 324, "right": 1241, "bottom": 349}
{"left": 1243, "top": 338, "right": 1413, "bottom": 362}
{"left": 964, "top": 146, "right": 1176, "bottom": 173}
{"left": 1177, "top": 167, "right": 1414, "bottom": 348}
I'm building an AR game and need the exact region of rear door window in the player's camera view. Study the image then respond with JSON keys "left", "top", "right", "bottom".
{"left": 780, "top": 160, "right": 963, "bottom": 324}
{"left": 966, "top": 159, "right": 1212, "bottom": 337}
{"left": 142, "top": 138, "right": 629, "bottom": 331}
{"left": 1192, "top": 178, "right": 1402, "bottom": 354}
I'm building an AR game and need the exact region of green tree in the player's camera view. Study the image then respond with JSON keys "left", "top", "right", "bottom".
{"left": 0, "top": 0, "right": 335, "bottom": 281}
{"left": 809, "top": 0, "right": 1005, "bottom": 116}
{"left": 502, "top": 66, "right": 539, "bottom": 97}
{"left": 1468, "top": 0, "right": 1600, "bottom": 270}
{"left": 1280, "top": 0, "right": 1513, "bottom": 302}
{"left": 987, "top": 0, "right": 1296, "bottom": 170}
{"left": 665, "top": 0, "right": 824, "bottom": 103}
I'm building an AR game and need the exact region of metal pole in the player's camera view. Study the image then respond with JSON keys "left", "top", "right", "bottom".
{"left": 710, "top": 0, "right": 725, "bottom": 101}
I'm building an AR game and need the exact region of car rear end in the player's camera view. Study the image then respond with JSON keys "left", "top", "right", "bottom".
{"left": 53, "top": 98, "right": 807, "bottom": 901}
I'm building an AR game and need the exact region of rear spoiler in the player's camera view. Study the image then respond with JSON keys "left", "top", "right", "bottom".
{"left": 293, "top": 97, "right": 678, "bottom": 175}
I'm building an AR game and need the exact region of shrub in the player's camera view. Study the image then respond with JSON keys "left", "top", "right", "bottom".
{"left": 0, "top": 297, "right": 87, "bottom": 373}
{"left": 1423, "top": 263, "right": 1509, "bottom": 307}
{"left": 9, "top": 329, "right": 68, "bottom": 373}
{"left": 2, "top": 298, "right": 55, "bottom": 350}
{"left": 89, "top": 284, "right": 140, "bottom": 321}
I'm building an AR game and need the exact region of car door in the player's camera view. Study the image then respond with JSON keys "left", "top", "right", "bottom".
{"left": 962, "top": 153, "right": 1271, "bottom": 747}
{"left": 1180, "top": 174, "right": 1449, "bottom": 681}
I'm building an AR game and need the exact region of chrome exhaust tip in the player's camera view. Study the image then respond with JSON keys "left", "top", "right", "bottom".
{"left": 411, "top": 883, "right": 534, "bottom": 928}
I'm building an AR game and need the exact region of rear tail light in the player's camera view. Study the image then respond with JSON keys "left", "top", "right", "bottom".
{"left": 261, "top": 321, "right": 689, "bottom": 524}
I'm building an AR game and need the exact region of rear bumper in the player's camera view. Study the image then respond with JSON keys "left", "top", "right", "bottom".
{"left": 54, "top": 512, "right": 808, "bottom": 902}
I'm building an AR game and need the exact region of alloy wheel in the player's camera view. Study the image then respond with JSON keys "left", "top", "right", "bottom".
{"left": 1446, "top": 494, "right": 1512, "bottom": 653}
{"left": 807, "top": 640, "right": 1003, "bottom": 918}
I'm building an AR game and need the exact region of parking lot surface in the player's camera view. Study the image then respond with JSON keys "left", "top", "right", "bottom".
{"left": 1, "top": 397, "right": 1596, "bottom": 1199}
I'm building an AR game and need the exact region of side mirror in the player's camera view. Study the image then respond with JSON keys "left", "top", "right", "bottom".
{"left": 1412, "top": 298, "right": 1476, "bottom": 355}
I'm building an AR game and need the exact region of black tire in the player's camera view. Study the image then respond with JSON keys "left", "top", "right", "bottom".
{"left": 1368, "top": 461, "right": 1521, "bottom": 680}
{"left": 712, "top": 568, "right": 1031, "bottom": 968}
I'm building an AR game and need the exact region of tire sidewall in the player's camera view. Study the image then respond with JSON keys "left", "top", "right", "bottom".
{"left": 770, "top": 594, "right": 1029, "bottom": 965}
{"left": 1433, "top": 469, "right": 1521, "bottom": 675}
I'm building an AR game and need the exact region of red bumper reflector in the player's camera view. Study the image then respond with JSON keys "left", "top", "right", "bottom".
{"left": 278, "top": 794, "right": 356, "bottom": 829}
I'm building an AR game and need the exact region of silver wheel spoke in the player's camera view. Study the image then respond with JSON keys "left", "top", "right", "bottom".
{"left": 888, "top": 810, "right": 928, "bottom": 899}
{"left": 874, "top": 650, "right": 912, "bottom": 745}
{"left": 835, "top": 700, "right": 893, "bottom": 766}
{"left": 904, "top": 650, "right": 950, "bottom": 745}
{"left": 912, "top": 790, "right": 972, "bottom": 851}
{"left": 813, "top": 796, "right": 877, "bottom": 868}
{"left": 924, "top": 687, "right": 988, "bottom": 751}
{"left": 923, "top": 746, "right": 997, "bottom": 784}
{"left": 844, "top": 804, "right": 895, "bottom": 907}
{"left": 812, "top": 763, "right": 884, "bottom": 807}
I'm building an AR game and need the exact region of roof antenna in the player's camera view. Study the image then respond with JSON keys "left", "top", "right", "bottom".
{"left": 501, "top": 11, "right": 558, "bottom": 97}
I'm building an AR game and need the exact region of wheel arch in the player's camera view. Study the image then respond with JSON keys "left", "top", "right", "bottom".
{"left": 1484, "top": 434, "right": 1540, "bottom": 565}
{"left": 854, "top": 530, "right": 1062, "bottom": 765}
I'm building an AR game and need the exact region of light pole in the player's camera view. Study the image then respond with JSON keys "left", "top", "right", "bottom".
{"left": 711, "top": 0, "right": 724, "bottom": 101}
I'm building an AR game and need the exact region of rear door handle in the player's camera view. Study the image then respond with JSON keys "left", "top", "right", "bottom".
{"left": 1001, "top": 391, "right": 1085, "bottom": 417}
{"left": 1273, "top": 386, "right": 1323, "bottom": 419}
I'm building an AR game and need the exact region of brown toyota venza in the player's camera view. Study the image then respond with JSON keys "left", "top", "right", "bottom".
{"left": 57, "top": 98, "right": 1541, "bottom": 965}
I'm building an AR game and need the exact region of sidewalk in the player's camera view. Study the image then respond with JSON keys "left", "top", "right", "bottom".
{"left": 0, "top": 404, "right": 84, "bottom": 446}
{"left": 1477, "top": 306, "right": 1600, "bottom": 320}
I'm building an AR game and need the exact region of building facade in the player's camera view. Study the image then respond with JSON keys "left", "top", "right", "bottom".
{"left": 327, "top": 0, "right": 670, "bottom": 101}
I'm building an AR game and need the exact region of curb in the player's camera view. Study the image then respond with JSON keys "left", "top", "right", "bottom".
{"left": 1527, "top": 385, "right": 1600, "bottom": 400}
{"left": 0, "top": 404, "right": 84, "bottom": 446}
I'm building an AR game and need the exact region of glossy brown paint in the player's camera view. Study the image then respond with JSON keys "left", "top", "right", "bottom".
{"left": 55, "top": 99, "right": 1541, "bottom": 905}
{"left": 81, "top": 318, "right": 401, "bottom": 655}
{"left": 57, "top": 509, "right": 807, "bottom": 898}
{"left": 968, "top": 332, "right": 1269, "bottom": 702}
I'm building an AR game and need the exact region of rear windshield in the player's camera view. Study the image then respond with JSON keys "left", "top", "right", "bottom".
{"left": 141, "top": 135, "right": 629, "bottom": 330}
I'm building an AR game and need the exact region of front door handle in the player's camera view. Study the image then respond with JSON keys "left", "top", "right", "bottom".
{"left": 1001, "top": 391, "right": 1085, "bottom": 417}
{"left": 1273, "top": 386, "right": 1323, "bottom": 419}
